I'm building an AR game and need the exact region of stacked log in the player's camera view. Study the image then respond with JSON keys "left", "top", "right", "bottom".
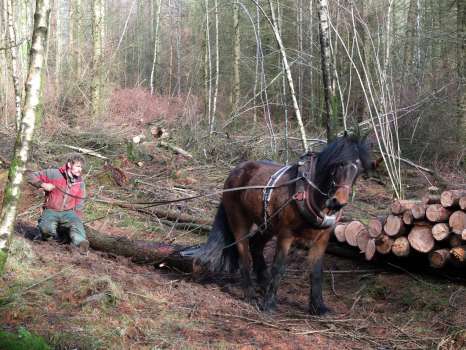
{"left": 333, "top": 189, "right": 466, "bottom": 269}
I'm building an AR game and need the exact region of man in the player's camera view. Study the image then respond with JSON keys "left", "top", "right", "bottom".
{"left": 28, "top": 153, "right": 89, "bottom": 254}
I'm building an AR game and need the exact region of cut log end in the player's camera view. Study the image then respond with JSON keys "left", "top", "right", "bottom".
{"left": 392, "top": 236, "right": 410, "bottom": 257}
{"left": 429, "top": 249, "right": 450, "bottom": 269}
{"left": 408, "top": 225, "right": 434, "bottom": 253}
{"left": 449, "top": 211, "right": 466, "bottom": 235}
{"left": 375, "top": 235, "right": 394, "bottom": 255}
{"left": 384, "top": 214, "right": 405, "bottom": 237}
{"left": 334, "top": 224, "right": 347, "bottom": 243}
{"left": 344, "top": 221, "right": 366, "bottom": 247}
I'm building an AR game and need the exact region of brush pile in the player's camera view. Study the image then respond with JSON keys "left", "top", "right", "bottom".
{"left": 334, "top": 189, "right": 466, "bottom": 268}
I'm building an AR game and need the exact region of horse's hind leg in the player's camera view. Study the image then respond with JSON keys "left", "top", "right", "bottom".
{"left": 250, "top": 230, "right": 271, "bottom": 292}
{"left": 262, "top": 234, "right": 294, "bottom": 311}
{"left": 307, "top": 230, "right": 332, "bottom": 315}
{"left": 224, "top": 207, "right": 256, "bottom": 302}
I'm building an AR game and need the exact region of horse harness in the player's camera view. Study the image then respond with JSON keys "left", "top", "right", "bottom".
{"left": 262, "top": 153, "right": 339, "bottom": 230}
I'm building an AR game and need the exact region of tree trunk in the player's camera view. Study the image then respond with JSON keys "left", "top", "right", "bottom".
{"left": 429, "top": 249, "right": 450, "bottom": 269}
{"left": 450, "top": 246, "right": 466, "bottom": 264}
{"left": 432, "top": 223, "right": 450, "bottom": 241}
{"left": 6, "top": 0, "right": 22, "bottom": 130}
{"left": 333, "top": 223, "right": 347, "bottom": 242}
{"left": 317, "top": 0, "right": 335, "bottom": 142}
{"left": 402, "top": 210, "right": 414, "bottom": 225}
{"left": 408, "top": 225, "right": 434, "bottom": 253}
{"left": 426, "top": 204, "right": 452, "bottom": 222}
{"left": 91, "top": 0, "right": 104, "bottom": 119}
{"left": 449, "top": 210, "right": 466, "bottom": 235}
{"left": 0, "top": 0, "right": 51, "bottom": 275}
{"left": 440, "top": 189, "right": 466, "bottom": 208}
{"left": 344, "top": 220, "right": 366, "bottom": 247}
{"left": 86, "top": 226, "right": 195, "bottom": 272}
{"left": 391, "top": 199, "right": 420, "bottom": 215}
{"left": 383, "top": 214, "right": 406, "bottom": 237}
{"left": 368, "top": 216, "right": 385, "bottom": 238}
{"left": 459, "top": 197, "right": 466, "bottom": 210}
{"left": 150, "top": 0, "right": 162, "bottom": 95}
{"left": 392, "top": 236, "right": 410, "bottom": 257}
{"left": 232, "top": 1, "right": 240, "bottom": 111}
{"left": 266, "top": 0, "right": 308, "bottom": 151}
{"left": 411, "top": 203, "right": 427, "bottom": 220}
{"left": 375, "top": 235, "right": 393, "bottom": 255}
{"left": 210, "top": 0, "right": 219, "bottom": 134}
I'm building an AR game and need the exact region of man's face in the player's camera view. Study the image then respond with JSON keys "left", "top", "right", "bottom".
{"left": 67, "top": 161, "right": 83, "bottom": 178}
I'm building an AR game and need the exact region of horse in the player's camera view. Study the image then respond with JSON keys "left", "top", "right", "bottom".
{"left": 182, "top": 134, "right": 373, "bottom": 315}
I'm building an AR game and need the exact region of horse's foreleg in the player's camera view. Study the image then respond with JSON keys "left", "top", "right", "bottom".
{"left": 307, "top": 230, "right": 332, "bottom": 315}
{"left": 250, "top": 232, "right": 271, "bottom": 292}
{"left": 262, "top": 235, "right": 294, "bottom": 311}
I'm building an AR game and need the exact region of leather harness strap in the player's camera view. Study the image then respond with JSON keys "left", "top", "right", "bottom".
{"left": 262, "top": 153, "right": 340, "bottom": 230}
{"left": 262, "top": 165, "right": 292, "bottom": 227}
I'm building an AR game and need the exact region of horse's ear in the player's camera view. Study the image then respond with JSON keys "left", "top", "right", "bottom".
{"left": 343, "top": 130, "right": 348, "bottom": 138}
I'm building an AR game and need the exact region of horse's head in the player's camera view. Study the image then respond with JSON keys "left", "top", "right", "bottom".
{"left": 315, "top": 134, "right": 373, "bottom": 212}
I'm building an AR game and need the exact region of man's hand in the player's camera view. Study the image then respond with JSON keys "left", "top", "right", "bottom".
{"left": 41, "top": 183, "right": 55, "bottom": 191}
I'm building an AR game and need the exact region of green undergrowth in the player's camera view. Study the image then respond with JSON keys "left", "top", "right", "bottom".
{"left": 0, "top": 328, "right": 51, "bottom": 350}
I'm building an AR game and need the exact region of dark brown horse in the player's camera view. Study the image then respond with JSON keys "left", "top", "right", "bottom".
{"left": 183, "top": 134, "right": 372, "bottom": 315}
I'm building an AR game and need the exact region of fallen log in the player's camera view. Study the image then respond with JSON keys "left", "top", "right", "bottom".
{"left": 402, "top": 210, "right": 414, "bottom": 226}
{"left": 408, "top": 225, "right": 434, "bottom": 253}
{"left": 368, "top": 217, "right": 385, "bottom": 238}
{"left": 392, "top": 236, "right": 410, "bottom": 257}
{"left": 391, "top": 199, "right": 421, "bottom": 215}
{"left": 357, "top": 229, "right": 371, "bottom": 253}
{"left": 450, "top": 246, "right": 466, "bottom": 264}
{"left": 426, "top": 204, "right": 452, "bottom": 223}
{"left": 334, "top": 224, "right": 347, "bottom": 243}
{"left": 429, "top": 249, "right": 450, "bottom": 269}
{"left": 384, "top": 215, "right": 406, "bottom": 237}
{"left": 375, "top": 235, "right": 393, "bottom": 255}
{"left": 449, "top": 210, "right": 466, "bottom": 235}
{"left": 459, "top": 197, "right": 466, "bottom": 211}
{"left": 85, "top": 225, "right": 195, "bottom": 272}
{"left": 344, "top": 221, "right": 366, "bottom": 247}
{"left": 449, "top": 234, "right": 463, "bottom": 248}
{"left": 422, "top": 194, "right": 441, "bottom": 205}
{"left": 440, "top": 189, "right": 466, "bottom": 208}
{"left": 365, "top": 239, "right": 376, "bottom": 261}
{"left": 432, "top": 223, "right": 450, "bottom": 241}
{"left": 411, "top": 204, "right": 427, "bottom": 220}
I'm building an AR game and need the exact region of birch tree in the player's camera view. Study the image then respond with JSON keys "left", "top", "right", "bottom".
{"left": 317, "top": 0, "right": 335, "bottom": 142}
{"left": 150, "top": 0, "right": 162, "bottom": 95}
{"left": 0, "top": 0, "right": 51, "bottom": 275}
{"left": 91, "top": 0, "right": 104, "bottom": 119}
{"left": 232, "top": 1, "right": 240, "bottom": 111}
{"left": 6, "top": 0, "right": 22, "bottom": 130}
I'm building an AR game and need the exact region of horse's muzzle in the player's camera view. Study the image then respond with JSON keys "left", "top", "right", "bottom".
{"left": 325, "top": 197, "right": 346, "bottom": 211}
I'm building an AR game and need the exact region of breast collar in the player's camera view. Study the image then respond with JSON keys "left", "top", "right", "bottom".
{"left": 262, "top": 154, "right": 340, "bottom": 229}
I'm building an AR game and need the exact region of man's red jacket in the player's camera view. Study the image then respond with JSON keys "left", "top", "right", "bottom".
{"left": 28, "top": 165, "right": 86, "bottom": 218}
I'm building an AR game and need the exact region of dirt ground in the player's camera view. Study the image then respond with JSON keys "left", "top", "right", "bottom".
{"left": 1, "top": 136, "right": 466, "bottom": 349}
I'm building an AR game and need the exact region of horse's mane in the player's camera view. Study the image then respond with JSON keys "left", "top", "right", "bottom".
{"left": 314, "top": 135, "right": 372, "bottom": 184}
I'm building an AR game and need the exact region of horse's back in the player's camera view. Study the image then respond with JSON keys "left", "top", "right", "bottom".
{"left": 225, "top": 160, "right": 284, "bottom": 189}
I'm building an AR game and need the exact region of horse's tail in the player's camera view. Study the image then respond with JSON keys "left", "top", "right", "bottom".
{"left": 180, "top": 203, "right": 239, "bottom": 273}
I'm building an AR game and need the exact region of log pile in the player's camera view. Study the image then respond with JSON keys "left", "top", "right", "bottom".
{"left": 334, "top": 189, "right": 466, "bottom": 269}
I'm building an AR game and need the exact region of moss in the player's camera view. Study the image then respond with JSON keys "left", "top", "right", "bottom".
{"left": 0, "top": 328, "right": 51, "bottom": 350}
{"left": 0, "top": 249, "right": 8, "bottom": 275}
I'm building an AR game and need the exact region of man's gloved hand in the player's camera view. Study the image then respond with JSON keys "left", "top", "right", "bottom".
{"left": 41, "top": 183, "right": 55, "bottom": 191}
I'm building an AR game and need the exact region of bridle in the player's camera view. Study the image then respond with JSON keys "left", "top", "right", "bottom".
{"left": 293, "top": 154, "right": 360, "bottom": 229}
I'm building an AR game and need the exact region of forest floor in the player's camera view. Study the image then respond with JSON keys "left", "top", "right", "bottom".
{"left": 0, "top": 116, "right": 465, "bottom": 349}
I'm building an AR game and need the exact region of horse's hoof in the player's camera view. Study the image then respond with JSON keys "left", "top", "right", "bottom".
{"left": 309, "top": 303, "right": 331, "bottom": 315}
